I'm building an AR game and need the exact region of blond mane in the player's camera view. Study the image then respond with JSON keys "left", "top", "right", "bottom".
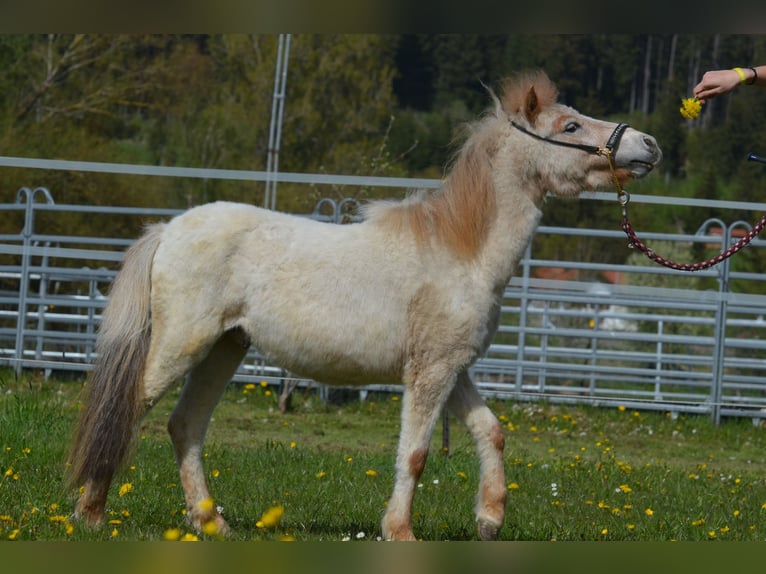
{"left": 367, "top": 71, "right": 560, "bottom": 259}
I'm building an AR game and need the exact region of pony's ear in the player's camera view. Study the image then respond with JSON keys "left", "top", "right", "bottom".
{"left": 524, "top": 86, "right": 541, "bottom": 125}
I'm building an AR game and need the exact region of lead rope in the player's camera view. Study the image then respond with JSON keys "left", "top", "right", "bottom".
{"left": 603, "top": 151, "right": 766, "bottom": 272}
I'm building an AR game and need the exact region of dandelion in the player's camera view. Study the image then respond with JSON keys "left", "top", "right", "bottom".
{"left": 111, "top": 527, "right": 119, "bottom": 538}
{"left": 680, "top": 97, "right": 702, "bottom": 119}
{"left": 733, "top": 510, "right": 741, "bottom": 518}
{"left": 65, "top": 522, "right": 74, "bottom": 536}
{"left": 391, "top": 396, "right": 399, "bottom": 401}
{"left": 212, "top": 469, "right": 220, "bottom": 478}
{"left": 691, "top": 518, "right": 705, "bottom": 527}
{"left": 601, "top": 528, "right": 608, "bottom": 535}
{"left": 508, "top": 482, "right": 520, "bottom": 490}
{"left": 618, "top": 484, "right": 633, "bottom": 494}
{"left": 290, "top": 441, "right": 297, "bottom": 449}
{"left": 118, "top": 482, "right": 133, "bottom": 497}
{"left": 180, "top": 533, "right": 199, "bottom": 541}
{"left": 708, "top": 530, "right": 717, "bottom": 539}
{"left": 645, "top": 508, "right": 654, "bottom": 517}
{"left": 4, "top": 467, "right": 13, "bottom": 477}
{"left": 315, "top": 471, "right": 326, "bottom": 479}
{"left": 457, "top": 471, "right": 467, "bottom": 479}
{"left": 198, "top": 497, "right": 215, "bottom": 513}
{"left": 365, "top": 469, "right": 378, "bottom": 477}
{"left": 202, "top": 520, "right": 219, "bottom": 536}
{"left": 260, "top": 381, "right": 268, "bottom": 387}
{"left": 257, "top": 505, "right": 284, "bottom": 529}
{"left": 163, "top": 528, "right": 182, "bottom": 541}
{"left": 618, "top": 405, "right": 626, "bottom": 412}
{"left": 8, "top": 529, "right": 20, "bottom": 540}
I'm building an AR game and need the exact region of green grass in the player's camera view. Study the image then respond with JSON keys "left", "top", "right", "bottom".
{"left": 1, "top": 368, "right": 765, "bottom": 542}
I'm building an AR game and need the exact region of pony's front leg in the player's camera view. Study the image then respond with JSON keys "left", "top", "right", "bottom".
{"left": 382, "top": 373, "right": 456, "bottom": 541}
{"left": 446, "top": 370, "right": 506, "bottom": 540}
{"left": 166, "top": 330, "right": 247, "bottom": 537}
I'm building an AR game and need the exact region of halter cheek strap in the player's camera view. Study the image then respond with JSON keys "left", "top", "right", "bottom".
{"left": 510, "top": 120, "right": 630, "bottom": 159}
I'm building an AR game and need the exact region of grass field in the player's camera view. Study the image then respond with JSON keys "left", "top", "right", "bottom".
{"left": 1, "top": 368, "right": 765, "bottom": 542}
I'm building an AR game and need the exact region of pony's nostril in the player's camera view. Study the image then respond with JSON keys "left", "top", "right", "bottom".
{"left": 643, "top": 135, "right": 656, "bottom": 150}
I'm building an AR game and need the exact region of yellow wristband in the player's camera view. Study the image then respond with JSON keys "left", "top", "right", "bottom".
{"left": 733, "top": 67, "right": 748, "bottom": 84}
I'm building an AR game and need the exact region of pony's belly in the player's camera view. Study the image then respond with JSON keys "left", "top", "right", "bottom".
{"left": 257, "top": 342, "right": 403, "bottom": 387}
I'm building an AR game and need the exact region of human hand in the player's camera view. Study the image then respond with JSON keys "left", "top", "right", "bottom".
{"left": 693, "top": 69, "right": 741, "bottom": 103}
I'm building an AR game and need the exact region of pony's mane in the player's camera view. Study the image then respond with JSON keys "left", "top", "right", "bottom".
{"left": 365, "top": 122, "right": 498, "bottom": 259}
{"left": 367, "top": 71, "right": 559, "bottom": 259}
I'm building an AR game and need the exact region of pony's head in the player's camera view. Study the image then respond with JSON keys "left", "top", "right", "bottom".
{"left": 497, "top": 70, "right": 662, "bottom": 200}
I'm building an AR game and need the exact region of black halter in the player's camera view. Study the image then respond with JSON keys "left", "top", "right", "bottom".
{"left": 511, "top": 120, "right": 630, "bottom": 158}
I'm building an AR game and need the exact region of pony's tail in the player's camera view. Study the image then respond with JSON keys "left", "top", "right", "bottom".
{"left": 66, "top": 223, "right": 165, "bottom": 492}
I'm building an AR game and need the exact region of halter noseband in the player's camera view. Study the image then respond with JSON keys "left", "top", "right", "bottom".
{"left": 511, "top": 120, "right": 630, "bottom": 159}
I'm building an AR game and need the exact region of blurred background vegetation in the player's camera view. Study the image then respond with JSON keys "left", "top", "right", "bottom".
{"left": 1, "top": 34, "right": 765, "bottom": 277}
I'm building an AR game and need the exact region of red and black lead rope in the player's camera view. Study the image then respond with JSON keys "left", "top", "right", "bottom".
{"left": 614, "top": 152, "right": 766, "bottom": 272}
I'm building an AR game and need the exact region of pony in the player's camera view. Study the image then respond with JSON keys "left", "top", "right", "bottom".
{"left": 67, "top": 71, "right": 661, "bottom": 541}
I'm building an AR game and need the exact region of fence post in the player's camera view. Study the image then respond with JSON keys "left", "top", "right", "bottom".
{"left": 13, "top": 187, "right": 54, "bottom": 376}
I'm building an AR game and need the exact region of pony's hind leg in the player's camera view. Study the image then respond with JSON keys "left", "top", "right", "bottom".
{"left": 167, "top": 328, "right": 248, "bottom": 537}
{"left": 446, "top": 370, "right": 507, "bottom": 540}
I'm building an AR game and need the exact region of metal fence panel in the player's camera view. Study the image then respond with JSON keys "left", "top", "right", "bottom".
{"left": 2, "top": 180, "right": 766, "bottom": 424}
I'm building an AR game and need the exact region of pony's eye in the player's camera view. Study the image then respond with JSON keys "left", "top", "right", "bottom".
{"left": 564, "top": 122, "right": 580, "bottom": 134}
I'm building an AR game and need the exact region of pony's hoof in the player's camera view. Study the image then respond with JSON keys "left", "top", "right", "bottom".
{"left": 477, "top": 518, "right": 500, "bottom": 541}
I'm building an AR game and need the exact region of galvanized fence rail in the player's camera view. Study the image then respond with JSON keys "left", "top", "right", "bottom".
{"left": 2, "top": 165, "right": 766, "bottom": 424}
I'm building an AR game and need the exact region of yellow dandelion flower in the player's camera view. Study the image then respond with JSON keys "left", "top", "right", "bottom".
{"left": 202, "top": 520, "right": 219, "bottom": 536}
{"left": 244, "top": 383, "right": 256, "bottom": 391}
{"left": 65, "top": 522, "right": 74, "bottom": 536}
{"left": 618, "top": 405, "right": 626, "bottom": 412}
{"left": 180, "top": 533, "right": 199, "bottom": 541}
{"left": 4, "top": 467, "right": 13, "bottom": 477}
{"left": 391, "top": 395, "right": 399, "bottom": 401}
{"left": 719, "top": 525, "right": 730, "bottom": 534}
{"left": 111, "top": 527, "right": 119, "bottom": 538}
{"left": 163, "top": 528, "right": 182, "bottom": 541}
{"left": 707, "top": 530, "right": 716, "bottom": 539}
{"left": 212, "top": 469, "right": 220, "bottom": 478}
{"left": 279, "top": 535, "right": 296, "bottom": 541}
{"left": 49, "top": 515, "right": 66, "bottom": 523}
{"left": 257, "top": 505, "right": 284, "bottom": 529}
{"left": 108, "top": 519, "right": 122, "bottom": 526}
{"left": 645, "top": 508, "right": 654, "bottom": 516}
{"left": 733, "top": 510, "right": 741, "bottom": 517}
{"left": 118, "top": 482, "right": 133, "bottom": 497}
{"left": 601, "top": 528, "right": 608, "bottom": 535}
{"left": 197, "top": 497, "right": 215, "bottom": 513}
{"left": 8, "top": 529, "right": 20, "bottom": 540}
{"left": 680, "top": 97, "right": 702, "bottom": 119}
{"left": 365, "top": 469, "right": 378, "bottom": 477}
{"left": 264, "top": 390, "right": 272, "bottom": 396}
{"left": 691, "top": 518, "right": 705, "bottom": 527}
{"left": 508, "top": 482, "right": 520, "bottom": 490}
{"left": 260, "top": 380, "right": 268, "bottom": 387}
{"left": 315, "top": 471, "right": 326, "bottom": 479}
{"left": 0, "top": 515, "right": 14, "bottom": 523}
{"left": 627, "top": 524, "right": 635, "bottom": 531}
{"left": 22, "top": 447, "right": 30, "bottom": 454}
{"left": 457, "top": 471, "right": 467, "bottom": 479}
{"left": 290, "top": 441, "right": 297, "bottom": 449}
{"left": 619, "top": 484, "right": 632, "bottom": 494}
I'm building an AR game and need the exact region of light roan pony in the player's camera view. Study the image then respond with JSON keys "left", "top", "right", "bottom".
{"left": 67, "top": 71, "right": 662, "bottom": 540}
